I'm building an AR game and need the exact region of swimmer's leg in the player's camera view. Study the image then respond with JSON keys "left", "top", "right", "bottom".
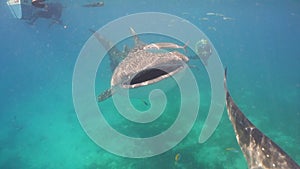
{"left": 27, "top": 14, "right": 39, "bottom": 25}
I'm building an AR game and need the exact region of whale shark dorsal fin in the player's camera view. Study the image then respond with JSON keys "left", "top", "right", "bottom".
{"left": 129, "top": 27, "right": 145, "bottom": 47}
{"left": 224, "top": 69, "right": 300, "bottom": 169}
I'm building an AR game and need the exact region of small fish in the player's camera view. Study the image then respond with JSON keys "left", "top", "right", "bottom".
{"left": 225, "top": 147, "right": 239, "bottom": 153}
{"left": 208, "top": 26, "right": 217, "bottom": 31}
{"left": 215, "top": 13, "right": 225, "bottom": 17}
{"left": 143, "top": 42, "right": 189, "bottom": 52}
{"left": 82, "top": 1, "right": 104, "bottom": 7}
{"left": 206, "top": 12, "right": 215, "bottom": 16}
{"left": 223, "top": 17, "right": 234, "bottom": 21}
{"left": 199, "top": 17, "right": 209, "bottom": 21}
{"left": 142, "top": 100, "right": 149, "bottom": 106}
{"left": 175, "top": 153, "right": 181, "bottom": 162}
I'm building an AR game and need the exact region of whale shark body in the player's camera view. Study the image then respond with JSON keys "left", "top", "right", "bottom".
{"left": 224, "top": 68, "right": 299, "bottom": 169}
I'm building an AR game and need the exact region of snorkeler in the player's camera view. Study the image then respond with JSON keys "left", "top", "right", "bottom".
{"left": 28, "top": 1, "right": 63, "bottom": 27}
{"left": 31, "top": 0, "right": 46, "bottom": 8}
{"left": 82, "top": 1, "right": 104, "bottom": 8}
{"left": 195, "top": 38, "right": 212, "bottom": 66}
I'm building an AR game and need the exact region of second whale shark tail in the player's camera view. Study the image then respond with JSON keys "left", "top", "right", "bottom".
{"left": 224, "top": 68, "right": 299, "bottom": 169}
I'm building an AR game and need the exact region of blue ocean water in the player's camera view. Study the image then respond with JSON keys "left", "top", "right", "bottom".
{"left": 0, "top": 0, "right": 299, "bottom": 169}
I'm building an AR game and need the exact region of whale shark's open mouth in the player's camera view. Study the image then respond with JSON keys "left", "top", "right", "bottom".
{"left": 122, "top": 63, "right": 184, "bottom": 88}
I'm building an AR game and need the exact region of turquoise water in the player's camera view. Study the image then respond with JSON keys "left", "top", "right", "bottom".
{"left": 1, "top": 0, "right": 300, "bottom": 168}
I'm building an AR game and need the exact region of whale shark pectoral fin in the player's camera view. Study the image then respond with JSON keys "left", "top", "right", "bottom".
{"left": 224, "top": 69, "right": 300, "bottom": 169}
{"left": 89, "top": 29, "right": 126, "bottom": 71}
{"left": 98, "top": 88, "right": 114, "bottom": 102}
{"left": 89, "top": 29, "right": 114, "bottom": 51}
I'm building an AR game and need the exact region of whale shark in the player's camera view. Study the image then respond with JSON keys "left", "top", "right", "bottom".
{"left": 224, "top": 68, "right": 299, "bottom": 169}
{"left": 95, "top": 28, "right": 189, "bottom": 102}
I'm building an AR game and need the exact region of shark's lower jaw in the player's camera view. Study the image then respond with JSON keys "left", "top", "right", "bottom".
{"left": 122, "top": 64, "right": 184, "bottom": 89}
